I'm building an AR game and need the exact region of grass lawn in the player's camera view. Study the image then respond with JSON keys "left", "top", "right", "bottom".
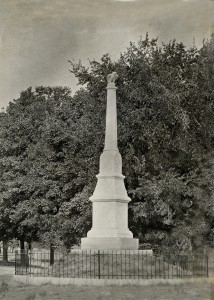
{"left": 0, "top": 274, "right": 213, "bottom": 300}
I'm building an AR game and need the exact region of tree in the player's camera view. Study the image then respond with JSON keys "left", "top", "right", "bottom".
{"left": 0, "top": 108, "right": 16, "bottom": 260}
{"left": 69, "top": 35, "right": 214, "bottom": 254}
{"left": 0, "top": 87, "right": 73, "bottom": 248}
{"left": 0, "top": 86, "right": 101, "bottom": 249}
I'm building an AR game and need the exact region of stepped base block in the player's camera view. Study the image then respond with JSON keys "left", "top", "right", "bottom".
{"left": 81, "top": 237, "right": 139, "bottom": 250}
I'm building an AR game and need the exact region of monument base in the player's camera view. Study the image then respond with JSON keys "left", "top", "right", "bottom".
{"left": 81, "top": 237, "right": 139, "bottom": 250}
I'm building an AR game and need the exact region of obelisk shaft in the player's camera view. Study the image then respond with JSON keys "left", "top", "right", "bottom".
{"left": 104, "top": 85, "right": 118, "bottom": 151}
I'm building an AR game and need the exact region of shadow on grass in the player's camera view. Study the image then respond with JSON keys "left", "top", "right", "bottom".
{"left": 0, "top": 261, "right": 15, "bottom": 267}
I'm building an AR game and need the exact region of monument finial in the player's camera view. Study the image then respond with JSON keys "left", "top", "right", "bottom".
{"left": 107, "top": 72, "right": 118, "bottom": 84}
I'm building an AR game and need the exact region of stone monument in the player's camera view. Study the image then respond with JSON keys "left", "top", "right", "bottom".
{"left": 81, "top": 72, "right": 139, "bottom": 250}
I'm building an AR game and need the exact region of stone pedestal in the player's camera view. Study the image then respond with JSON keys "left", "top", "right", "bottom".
{"left": 81, "top": 73, "right": 139, "bottom": 250}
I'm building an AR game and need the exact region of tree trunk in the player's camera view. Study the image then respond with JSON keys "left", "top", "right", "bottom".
{"left": 20, "top": 239, "right": 26, "bottom": 265}
{"left": 20, "top": 239, "right": 25, "bottom": 252}
{"left": 28, "top": 242, "right": 32, "bottom": 251}
{"left": 50, "top": 243, "right": 55, "bottom": 265}
{"left": 3, "top": 240, "right": 8, "bottom": 262}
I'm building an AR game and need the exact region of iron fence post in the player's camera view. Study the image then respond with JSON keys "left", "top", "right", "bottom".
{"left": 15, "top": 251, "right": 17, "bottom": 274}
{"left": 29, "top": 251, "right": 31, "bottom": 276}
{"left": 98, "top": 250, "right": 101, "bottom": 279}
{"left": 207, "top": 255, "right": 209, "bottom": 278}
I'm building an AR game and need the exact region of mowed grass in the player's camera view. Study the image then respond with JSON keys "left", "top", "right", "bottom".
{"left": 28, "top": 252, "right": 194, "bottom": 279}
{"left": 0, "top": 274, "right": 213, "bottom": 300}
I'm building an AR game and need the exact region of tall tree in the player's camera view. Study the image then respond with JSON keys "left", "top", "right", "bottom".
{"left": 0, "top": 86, "right": 99, "bottom": 249}
{"left": 69, "top": 35, "right": 214, "bottom": 254}
{"left": 0, "top": 87, "right": 73, "bottom": 247}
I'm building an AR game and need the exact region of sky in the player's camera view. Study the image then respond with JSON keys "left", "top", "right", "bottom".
{"left": 0, "top": 0, "right": 214, "bottom": 108}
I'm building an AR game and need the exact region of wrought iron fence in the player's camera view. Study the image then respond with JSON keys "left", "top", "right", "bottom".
{"left": 15, "top": 250, "right": 208, "bottom": 279}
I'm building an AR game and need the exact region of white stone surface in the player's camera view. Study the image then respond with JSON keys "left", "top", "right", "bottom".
{"left": 81, "top": 73, "right": 139, "bottom": 250}
{"left": 81, "top": 237, "right": 139, "bottom": 250}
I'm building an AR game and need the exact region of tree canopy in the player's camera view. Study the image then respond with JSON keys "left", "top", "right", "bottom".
{"left": 1, "top": 35, "right": 214, "bottom": 254}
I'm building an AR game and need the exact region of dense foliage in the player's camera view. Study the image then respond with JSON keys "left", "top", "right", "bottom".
{"left": 1, "top": 35, "right": 214, "bottom": 254}
{"left": 0, "top": 87, "right": 94, "bottom": 249}
{"left": 69, "top": 36, "right": 214, "bottom": 254}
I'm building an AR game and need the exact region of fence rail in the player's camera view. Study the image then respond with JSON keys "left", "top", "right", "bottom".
{"left": 15, "top": 250, "right": 208, "bottom": 279}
